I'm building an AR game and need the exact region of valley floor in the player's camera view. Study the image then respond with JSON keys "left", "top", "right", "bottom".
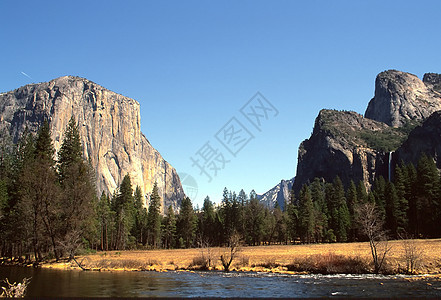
{"left": 39, "top": 239, "right": 441, "bottom": 275}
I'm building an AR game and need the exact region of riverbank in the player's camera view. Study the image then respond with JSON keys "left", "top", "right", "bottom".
{"left": 29, "top": 239, "right": 440, "bottom": 275}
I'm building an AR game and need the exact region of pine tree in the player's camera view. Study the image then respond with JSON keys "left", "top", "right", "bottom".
{"left": 327, "top": 177, "right": 350, "bottom": 242}
{"left": 356, "top": 181, "right": 368, "bottom": 204}
{"left": 272, "top": 203, "right": 287, "bottom": 244}
{"left": 162, "top": 205, "right": 177, "bottom": 249}
{"left": 298, "top": 184, "right": 315, "bottom": 243}
{"left": 385, "top": 181, "right": 399, "bottom": 237}
{"left": 220, "top": 187, "right": 233, "bottom": 243}
{"left": 337, "top": 203, "right": 351, "bottom": 242}
{"left": 57, "top": 116, "right": 97, "bottom": 257}
{"left": 97, "top": 192, "right": 114, "bottom": 251}
{"left": 177, "top": 196, "right": 196, "bottom": 248}
{"left": 310, "top": 178, "right": 328, "bottom": 242}
{"left": 286, "top": 193, "right": 299, "bottom": 244}
{"left": 237, "top": 189, "right": 247, "bottom": 237}
{"left": 35, "top": 121, "right": 55, "bottom": 161}
{"left": 346, "top": 180, "right": 358, "bottom": 241}
{"left": 393, "top": 163, "right": 409, "bottom": 234}
{"left": 244, "top": 190, "right": 264, "bottom": 245}
{"left": 406, "top": 163, "right": 418, "bottom": 235}
{"left": 147, "top": 183, "right": 162, "bottom": 248}
{"left": 113, "top": 174, "right": 134, "bottom": 249}
{"left": 0, "top": 179, "right": 8, "bottom": 255}
{"left": 19, "top": 121, "right": 61, "bottom": 260}
{"left": 371, "top": 176, "right": 387, "bottom": 221}
{"left": 230, "top": 192, "right": 241, "bottom": 236}
{"left": 416, "top": 154, "right": 440, "bottom": 236}
{"left": 200, "top": 196, "right": 216, "bottom": 244}
{"left": 58, "top": 117, "right": 82, "bottom": 184}
{"left": 5, "top": 129, "right": 35, "bottom": 260}
{"left": 133, "top": 186, "right": 147, "bottom": 245}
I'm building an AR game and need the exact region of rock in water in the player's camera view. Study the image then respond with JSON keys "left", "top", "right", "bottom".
{"left": 0, "top": 76, "right": 184, "bottom": 212}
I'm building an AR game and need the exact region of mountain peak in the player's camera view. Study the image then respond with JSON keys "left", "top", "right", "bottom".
{"left": 365, "top": 70, "right": 441, "bottom": 127}
{"left": 258, "top": 178, "right": 294, "bottom": 210}
{"left": 0, "top": 77, "right": 184, "bottom": 212}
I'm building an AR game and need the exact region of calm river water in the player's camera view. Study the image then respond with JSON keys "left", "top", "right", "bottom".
{"left": 1, "top": 266, "right": 441, "bottom": 297}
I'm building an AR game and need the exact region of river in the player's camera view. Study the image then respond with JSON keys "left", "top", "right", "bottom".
{"left": 1, "top": 266, "right": 441, "bottom": 297}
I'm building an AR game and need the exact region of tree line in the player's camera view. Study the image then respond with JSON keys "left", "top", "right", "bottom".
{"left": 286, "top": 153, "right": 441, "bottom": 243}
{"left": 1, "top": 119, "right": 441, "bottom": 261}
{"left": 188, "top": 153, "right": 441, "bottom": 247}
{"left": 0, "top": 117, "right": 96, "bottom": 261}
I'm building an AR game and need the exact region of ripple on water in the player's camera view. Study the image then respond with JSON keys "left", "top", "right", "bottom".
{"left": 1, "top": 266, "right": 441, "bottom": 298}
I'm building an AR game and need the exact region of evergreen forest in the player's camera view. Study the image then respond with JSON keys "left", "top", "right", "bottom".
{"left": 1, "top": 118, "right": 440, "bottom": 263}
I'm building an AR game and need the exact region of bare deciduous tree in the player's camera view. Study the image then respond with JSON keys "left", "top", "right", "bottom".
{"left": 355, "top": 202, "right": 391, "bottom": 273}
{"left": 197, "top": 237, "right": 213, "bottom": 269}
{"left": 400, "top": 234, "right": 424, "bottom": 274}
{"left": 220, "top": 232, "right": 241, "bottom": 272}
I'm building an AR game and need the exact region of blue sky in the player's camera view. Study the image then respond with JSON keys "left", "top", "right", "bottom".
{"left": 1, "top": 1, "right": 441, "bottom": 207}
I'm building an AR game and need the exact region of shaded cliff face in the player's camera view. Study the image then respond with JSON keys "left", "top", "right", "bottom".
{"left": 294, "top": 70, "right": 441, "bottom": 194}
{"left": 257, "top": 178, "right": 294, "bottom": 210}
{"left": 293, "top": 110, "right": 397, "bottom": 193}
{"left": 365, "top": 70, "right": 441, "bottom": 127}
{"left": 0, "top": 76, "right": 184, "bottom": 212}
{"left": 396, "top": 111, "right": 441, "bottom": 169}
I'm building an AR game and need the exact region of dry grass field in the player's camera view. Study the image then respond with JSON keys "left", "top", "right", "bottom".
{"left": 44, "top": 239, "right": 441, "bottom": 275}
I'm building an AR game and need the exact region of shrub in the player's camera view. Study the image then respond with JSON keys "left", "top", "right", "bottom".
{"left": 146, "top": 259, "right": 159, "bottom": 266}
{"left": 237, "top": 255, "right": 250, "bottom": 267}
{"left": 287, "top": 252, "right": 369, "bottom": 274}
{"left": 402, "top": 239, "right": 424, "bottom": 274}
{"left": 189, "top": 255, "right": 210, "bottom": 270}
{"left": 253, "top": 258, "right": 279, "bottom": 269}
{"left": 95, "top": 258, "right": 143, "bottom": 269}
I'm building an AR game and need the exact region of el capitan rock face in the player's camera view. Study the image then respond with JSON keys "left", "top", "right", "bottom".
{"left": 0, "top": 76, "right": 184, "bottom": 212}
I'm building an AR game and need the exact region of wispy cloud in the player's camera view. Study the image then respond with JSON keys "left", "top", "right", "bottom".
{"left": 20, "top": 71, "right": 33, "bottom": 80}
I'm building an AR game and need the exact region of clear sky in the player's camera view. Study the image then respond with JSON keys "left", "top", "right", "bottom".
{"left": 1, "top": 1, "right": 441, "bottom": 207}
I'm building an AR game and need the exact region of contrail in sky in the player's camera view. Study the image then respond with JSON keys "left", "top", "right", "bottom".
{"left": 20, "top": 71, "right": 33, "bottom": 80}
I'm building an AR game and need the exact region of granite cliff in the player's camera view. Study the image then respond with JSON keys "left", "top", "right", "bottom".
{"left": 257, "top": 178, "right": 294, "bottom": 210}
{"left": 0, "top": 76, "right": 184, "bottom": 212}
{"left": 395, "top": 111, "right": 441, "bottom": 169}
{"left": 294, "top": 70, "right": 441, "bottom": 194}
{"left": 365, "top": 70, "right": 441, "bottom": 127}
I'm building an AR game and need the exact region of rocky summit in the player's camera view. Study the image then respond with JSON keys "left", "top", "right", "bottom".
{"left": 0, "top": 76, "right": 184, "bottom": 212}
{"left": 257, "top": 178, "right": 294, "bottom": 210}
{"left": 365, "top": 70, "right": 441, "bottom": 127}
{"left": 294, "top": 70, "right": 441, "bottom": 194}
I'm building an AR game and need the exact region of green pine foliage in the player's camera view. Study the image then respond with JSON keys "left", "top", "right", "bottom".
{"left": 416, "top": 154, "right": 440, "bottom": 236}
{"left": 199, "top": 196, "right": 216, "bottom": 244}
{"left": 177, "top": 196, "right": 196, "bottom": 248}
{"left": 2, "top": 124, "right": 441, "bottom": 260}
{"left": 147, "top": 183, "right": 162, "bottom": 248}
{"left": 162, "top": 205, "right": 177, "bottom": 249}
{"left": 298, "top": 185, "right": 315, "bottom": 243}
{"left": 133, "top": 186, "right": 147, "bottom": 245}
{"left": 244, "top": 190, "right": 265, "bottom": 246}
